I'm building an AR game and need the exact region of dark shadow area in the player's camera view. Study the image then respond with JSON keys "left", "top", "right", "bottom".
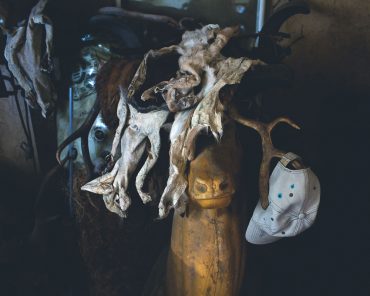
{"left": 241, "top": 88, "right": 370, "bottom": 296}
{"left": 0, "top": 164, "right": 89, "bottom": 296}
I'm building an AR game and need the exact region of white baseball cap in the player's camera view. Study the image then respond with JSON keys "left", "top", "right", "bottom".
{"left": 246, "top": 153, "right": 320, "bottom": 244}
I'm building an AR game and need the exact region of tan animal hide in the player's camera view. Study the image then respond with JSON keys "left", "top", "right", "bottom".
{"left": 3, "top": 0, "right": 56, "bottom": 117}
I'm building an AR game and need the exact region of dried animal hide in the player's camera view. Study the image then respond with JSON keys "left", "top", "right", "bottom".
{"left": 3, "top": 0, "right": 56, "bottom": 118}
{"left": 82, "top": 88, "right": 169, "bottom": 217}
{"left": 130, "top": 24, "right": 240, "bottom": 112}
{"left": 82, "top": 24, "right": 260, "bottom": 218}
{"left": 158, "top": 58, "right": 257, "bottom": 218}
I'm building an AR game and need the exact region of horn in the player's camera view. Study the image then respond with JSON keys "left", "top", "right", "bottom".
{"left": 97, "top": 7, "right": 179, "bottom": 28}
{"left": 228, "top": 105, "right": 302, "bottom": 209}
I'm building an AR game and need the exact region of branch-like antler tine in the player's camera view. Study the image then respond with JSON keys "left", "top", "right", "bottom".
{"left": 229, "top": 105, "right": 300, "bottom": 209}
{"left": 228, "top": 106, "right": 263, "bottom": 133}
{"left": 258, "top": 153, "right": 273, "bottom": 209}
{"left": 229, "top": 106, "right": 273, "bottom": 208}
{"left": 267, "top": 116, "right": 300, "bottom": 133}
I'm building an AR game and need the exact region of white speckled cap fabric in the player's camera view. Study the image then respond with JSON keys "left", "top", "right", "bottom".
{"left": 245, "top": 153, "right": 320, "bottom": 244}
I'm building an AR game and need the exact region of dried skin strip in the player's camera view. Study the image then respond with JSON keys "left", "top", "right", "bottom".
{"left": 140, "top": 25, "right": 240, "bottom": 113}
{"left": 82, "top": 104, "right": 169, "bottom": 216}
{"left": 4, "top": 0, "right": 57, "bottom": 117}
{"left": 109, "top": 87, "right": 129, "bottom": 160}
{"left": 157, "top": 58, "right": 259, "bottom": 218}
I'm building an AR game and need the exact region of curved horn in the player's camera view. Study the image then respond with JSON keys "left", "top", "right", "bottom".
{"left": 228, "top": 105, "right": 301, "bottom": 209}
{"left": 261, "top": 1, "right": 310, "bottom": 35}
{"left": 98, "top": 7, "right": 179, "bottom": 28}
{"left": 56, "top": 97, "right": 100, "bottom": 169}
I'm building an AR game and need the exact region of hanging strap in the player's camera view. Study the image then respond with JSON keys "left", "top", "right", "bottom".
{"left": 280, "top": 152, "right": 305, "bottom": 169}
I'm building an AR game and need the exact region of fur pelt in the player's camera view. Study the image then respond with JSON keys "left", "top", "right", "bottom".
{"left": 96, "top": 58, "right": 140, "bottom": 130}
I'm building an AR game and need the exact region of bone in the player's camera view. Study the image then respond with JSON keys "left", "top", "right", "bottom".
{"left": 228, "top": 105, "right": 301, "bottom": 209}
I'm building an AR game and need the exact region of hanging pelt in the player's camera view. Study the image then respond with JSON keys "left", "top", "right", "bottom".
{"left": 2, "top": 0, "right": 57, "bottom": 118}
{"left": 82, "top": 24, "right": 261, "bottom": 218}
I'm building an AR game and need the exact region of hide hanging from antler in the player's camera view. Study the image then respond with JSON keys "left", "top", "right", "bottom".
{"left": 81, "top": 24, "right": 298, "bottom": 218}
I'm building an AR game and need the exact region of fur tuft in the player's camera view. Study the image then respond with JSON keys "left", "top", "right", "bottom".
{"left": 96, "top": 58, "right": 140, "bottom": 130}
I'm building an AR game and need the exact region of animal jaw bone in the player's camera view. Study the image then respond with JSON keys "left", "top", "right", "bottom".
{"left": 228, "top": 105, "right": 302, "bottom": 209}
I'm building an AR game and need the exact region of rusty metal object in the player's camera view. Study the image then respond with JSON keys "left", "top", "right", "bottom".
{"left": 166, "top": 122, "right": 245, "bottom": 296}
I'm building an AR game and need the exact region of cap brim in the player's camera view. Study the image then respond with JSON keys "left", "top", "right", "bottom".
{"left": 245, "top": 220, "right": 281, "bottom": 245}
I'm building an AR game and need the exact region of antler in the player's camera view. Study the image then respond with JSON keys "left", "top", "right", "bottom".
{"left": 228, "top": 105, "right": 302, "bottom": 209}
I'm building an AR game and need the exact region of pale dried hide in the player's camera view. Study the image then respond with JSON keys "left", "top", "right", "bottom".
{"left": 82, "top": 24, "right": 260, "bottom": 218}
{"left": 82, "top": 88, "right": 169, "bottom": 217}
{"left": 3, "top": 0, "right": 56, "bottom": 118}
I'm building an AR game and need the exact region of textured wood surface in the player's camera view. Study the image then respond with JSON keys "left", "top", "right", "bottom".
{"left": 166, "top": 122, "right": 245, "bottom": 296}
